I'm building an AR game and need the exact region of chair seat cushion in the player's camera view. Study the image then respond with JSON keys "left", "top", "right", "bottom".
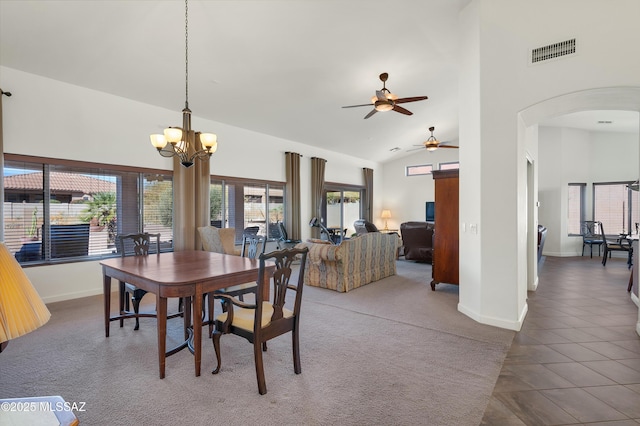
{"left": 216, "top": 302, "right": 293, "bottom": 332}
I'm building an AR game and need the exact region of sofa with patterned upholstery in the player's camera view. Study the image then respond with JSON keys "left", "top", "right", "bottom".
{"left": 296, "top": 232, "right": 400, "bottom": 292}
{"left": 197, "top": 226, "right": 241, "bottom": 256}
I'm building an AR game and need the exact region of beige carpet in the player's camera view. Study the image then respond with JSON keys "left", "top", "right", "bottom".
{"left": 0, "top": 259, "right": 514, "bottom": 426}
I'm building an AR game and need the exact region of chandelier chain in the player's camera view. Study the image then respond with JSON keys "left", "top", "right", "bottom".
{"left": 150, "top": 0, "right": 217, "bottom": 168}
{"left": 184, "top": 0, "right": 189, "bottom": 108}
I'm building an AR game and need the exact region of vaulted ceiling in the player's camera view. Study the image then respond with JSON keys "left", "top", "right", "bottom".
{"left": 1, "top": 1, "right": 634, "bottom": 164}
{"left": 0, "top": 0, "right": 468, "bottom": 163}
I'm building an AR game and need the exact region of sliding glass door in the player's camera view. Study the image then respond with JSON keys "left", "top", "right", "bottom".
{"left": 323, "top": 187, "right": 362, "bottom": 243}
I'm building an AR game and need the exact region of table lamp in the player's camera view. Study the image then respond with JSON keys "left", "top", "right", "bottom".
{"left": 381, "top": 210, "right": 392, "bottom": 231}
{"left": 0, "top": 242, "right": 51, "bottom": 353}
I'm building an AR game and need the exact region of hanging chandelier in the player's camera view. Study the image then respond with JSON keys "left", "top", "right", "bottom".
{"left": 150, "top": 0, "right": 217, "bottom": 168}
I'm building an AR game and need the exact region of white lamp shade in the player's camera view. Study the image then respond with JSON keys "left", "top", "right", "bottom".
{"left": 164, "top": 127, "right": 183, "bottom": 143}
{"left": 199, "top": 133, "right": 217, "bottom": 149}
{"left": 381, "top": 210, "right": 392, "bottom": 219}
{"left": 150, "top": 134, "right": 168, "bottom": 149}
{"left": 0, "top": 243, "right": 51, "bottom": 344}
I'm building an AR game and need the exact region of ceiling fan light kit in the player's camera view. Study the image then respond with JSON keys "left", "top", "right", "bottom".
{"left": 342, "top": 72, "right": 428, "bottom": 119}
{"left": 406, "top": 126, "right": 459, "bottom": 152}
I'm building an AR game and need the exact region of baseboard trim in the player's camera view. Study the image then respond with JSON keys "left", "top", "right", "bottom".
{"left": 458, "top": 302, "right": 527, "bottom": 331}
{"left": 41, "top": 288, "right": 103, "bottom": 304}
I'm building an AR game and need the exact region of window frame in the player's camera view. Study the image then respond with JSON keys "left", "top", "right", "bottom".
{"left": 210, "top": 175, "right": 286, "bottom": 243}
{"left": 592, "top": 180, "right": 638, "bottom": 236}
{"left": 405, "top": 164, "right": 433, "bottom": 176}
{"left": 439, "top": 161, "right": 460, "bottom": 171}
{"left": 322, "top": 181, "right": 365, "bottom": 242}
{"left": 4, "top": 154, "right": 173, "bottom": 265}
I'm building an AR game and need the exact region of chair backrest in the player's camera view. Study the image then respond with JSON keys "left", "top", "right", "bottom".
{"left": 241, "top": 233, "right": 267, "bottom": 259}
{"left": 276, "top": 221, "right": 289, "bottom": 241}
{"left": 116, "top": 233, "right": 161, "bottom": 257}
{"left": 243, "top": 226, "right": 260, "bottom": 236}
{"left": 354, "top": 219, "right": 379, "bottom": 235}
{"left": 581, "top": 221, "right": 601, "bottom": 241}
{"left": 597, "top": 222, "right": 609, "bottom": 249}
{"left": 255, "top": 247, "right": 309, "bottom": 328}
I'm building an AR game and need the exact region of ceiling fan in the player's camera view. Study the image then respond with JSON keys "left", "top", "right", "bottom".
{"left": 342, "top": 73, "right": 428, "bottom": 119}
{"left": 408, "top": 126, "right": 459, "bottom": 152}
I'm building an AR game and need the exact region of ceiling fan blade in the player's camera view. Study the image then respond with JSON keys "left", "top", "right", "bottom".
{"left": 395, "top": 96, "right": 429, "bottom": 104}
{"left": 437, "top": 145, "right": 459, "bottom": 149}
{"left": 406, "top": 146, "right": 425, "bottom": 152}
{"left": 392, "top": 105, "right": 413, "bottom": 115}
{"left": 364, "top": 109, "right": 377, "bottom": 119}
{"left": 342, "top": 103, "right": 373, "bottom": 108}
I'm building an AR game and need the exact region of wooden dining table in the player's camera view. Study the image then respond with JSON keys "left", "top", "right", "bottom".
{"left": 101, "top": 250, "right": 274, "bottom": 379}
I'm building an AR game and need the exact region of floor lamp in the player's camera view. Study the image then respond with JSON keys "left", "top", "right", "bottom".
{"left": 0, "top": 243, "right": 51, "bottom": 353}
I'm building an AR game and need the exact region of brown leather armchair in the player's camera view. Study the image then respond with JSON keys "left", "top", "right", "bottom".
{"left": 400, "top": 221, "right": 434, "bottom": 263}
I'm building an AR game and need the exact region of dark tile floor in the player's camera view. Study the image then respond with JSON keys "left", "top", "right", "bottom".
{"left": 481, "top": 256, "right": 640, "bottom": 425}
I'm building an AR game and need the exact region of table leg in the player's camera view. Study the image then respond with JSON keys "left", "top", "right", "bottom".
{"left": 183, "top": 297, "right": 191, "bottom": 340}
{"left": 157, "top": 295, "right": 168, "bottom": 379}
{"left": 103, "top": 274, "right": 111, "bottom": 337}
{"left": 193, "top": 288, "right": 202, "bottom": 377}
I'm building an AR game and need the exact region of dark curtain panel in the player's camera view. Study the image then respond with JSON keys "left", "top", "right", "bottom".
{"left": 310, "top": 157, "right": 326, "bottom": 239}
{"left": 285, "top": 152, "right": 302, "bottom": 240}
{"left": 363, "top": 167, "right": 373, "bottom": 222}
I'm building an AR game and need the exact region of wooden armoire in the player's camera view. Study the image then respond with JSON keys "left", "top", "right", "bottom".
{"left": 430, "top": 169, "right": 459, "bottom": 290}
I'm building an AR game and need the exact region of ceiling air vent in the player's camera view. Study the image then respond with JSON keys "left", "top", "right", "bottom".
{"left": 531, "top": 38, "right": 576, "bottom": 64}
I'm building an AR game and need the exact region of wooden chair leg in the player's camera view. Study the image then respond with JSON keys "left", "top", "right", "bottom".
{"left": 292, "top": 327, "right": 301, "bottom": 374}
{"left": 207, "top": 293, "right": 215, "bottom": 338}
{"left": 131, "top": 295, "right": 141, "bottom": 331}
{"left": 254, "top": 340, "right": 267, "bottom": 395}
{"left": 212, "top": 331, "right": 222, "bottom": 374}
{"left": 119, "top": 282, "right": 126, "bottom": 328}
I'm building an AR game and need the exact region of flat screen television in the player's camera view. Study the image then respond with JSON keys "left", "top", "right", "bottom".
{"left": 426, "top": 201, "right": 435, "bottom": 222}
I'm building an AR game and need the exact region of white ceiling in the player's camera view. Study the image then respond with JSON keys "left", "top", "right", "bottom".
{"left": 1, "top": 1, "right": 636, "bottom": 164}
{"left": 539, "top": 110, "right": 639, "bottom": 133}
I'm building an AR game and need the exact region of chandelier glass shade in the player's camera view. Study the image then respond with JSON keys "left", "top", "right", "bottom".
{"left": 150, "top": 0, "right": 217, "bottom": 168}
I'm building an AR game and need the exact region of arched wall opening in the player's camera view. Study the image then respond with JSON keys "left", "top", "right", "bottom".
{"left": 518, "top": 86, "right": 640, "bottom": 336}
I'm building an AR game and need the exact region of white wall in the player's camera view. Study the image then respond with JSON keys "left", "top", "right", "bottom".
{"left": 458, "top": 0, "right": 640, "bottom": 330}
{"left": 539, "top": 126, "right": 639, "bottom": 257}
{"left": 0, "top": 66, "right": 381, "bottom": 303}
{"left": 380, "top": 149, "right": 459, "bottom": 231}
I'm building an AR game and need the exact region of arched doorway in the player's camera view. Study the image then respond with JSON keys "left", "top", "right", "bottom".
{"left": 518, "top": 87, "right": 640, "bottom": 336}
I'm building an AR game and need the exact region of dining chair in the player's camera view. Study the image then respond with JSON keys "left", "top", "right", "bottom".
{"left": 272, "top": 221, "right": 301, "bottom": 250}
{"left": 202, "top": 233, "right": 267, "bottom": 336}
{"left": 599, "top": 222, "right": 633, "bottom": 268}
{"left": 116, "top": 232, "right": 182, "bottom": 330}
{"left": 217, "top": 233, "right": 267, "bottom": 300}
{"left": 211, "top": 246, "right": 309, "bottom": 395}
{"left": 581, "top": 220, "right": 603, "bottom": 258}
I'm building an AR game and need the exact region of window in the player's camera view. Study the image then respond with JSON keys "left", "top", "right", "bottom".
{"left": 322, "top": 184, "right": 363, "bottom": 242}
{"left": 4, "top": 156, "right": 173, "bottom": 264}
{"left": 406, "top": 164, "right": 433, "bottom": 176}
{"left": 567, "top": 183, "right": 586, "bottom": 235}
{"left": 439, "top": 161, "right": 460, "bottom": 171}
{"left": 210, "top": 177, "right": 285, "bottom": 242}
{"left": 593, "top": 181, "right": 639, "bottom": 235}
